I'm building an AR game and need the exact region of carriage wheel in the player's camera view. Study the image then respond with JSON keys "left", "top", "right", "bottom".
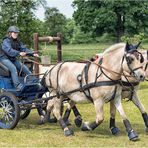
{"left": 0, "top": 92, "right": 20, "bottom": 129}
{"left": 20, "top": 109, "right": 31, "bottom": 120}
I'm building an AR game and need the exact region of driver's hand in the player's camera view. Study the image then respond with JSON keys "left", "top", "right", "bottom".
{"left": 33, "top": 53, "right": 39, "bottom": 57}
{"left": 20, "top": 52, "right": 26, "bottom": 57}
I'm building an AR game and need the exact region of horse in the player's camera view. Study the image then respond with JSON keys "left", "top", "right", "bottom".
{"left": 44, "top": 42, "right": 145, "bottom": 141}
{"left": 62, "top": 49, "right": 148, "bottom": 131}
{"left": 62, "top": 47, "right": 148, "bottom": 135}
{"left": 109, "top": 49, "right": 148, "bottom": 135}
{"left": 90, "top": 47, "right": 148, "bottom": 135}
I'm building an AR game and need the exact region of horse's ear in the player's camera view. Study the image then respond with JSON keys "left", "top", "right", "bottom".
{"left": 125, "top": 42, "right": 130, "bottom": 52}
{"left": 135, "top": 42, "right": 141, "bottom": 49}
{"left": 90, "top": 57, "right": 95, "bottom": 62}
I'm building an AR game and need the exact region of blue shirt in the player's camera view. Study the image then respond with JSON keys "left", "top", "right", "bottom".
{"left": 1, "top": 37, "right": 32, "bottom": 60}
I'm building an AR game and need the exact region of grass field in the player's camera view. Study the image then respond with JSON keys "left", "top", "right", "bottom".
{"left": 0, "top": 43, "right": 148, "bottom": 147}
{"left": 40, "top": 43, "right": 110, "bottom": 63}
{"left": 40, "top": 42, "right": 148, "bottom": 63}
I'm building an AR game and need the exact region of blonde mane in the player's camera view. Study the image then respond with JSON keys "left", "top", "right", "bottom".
{"left": 103, "top": 43, "right": 126, "bottom": 55}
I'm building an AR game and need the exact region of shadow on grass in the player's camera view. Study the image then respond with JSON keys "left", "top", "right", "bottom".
{"left": 17, "top": 115, "right": 146, "bottom": 140}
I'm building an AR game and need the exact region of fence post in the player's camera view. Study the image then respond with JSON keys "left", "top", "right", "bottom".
{"left": 33, "top": 33, "right": 39, "bottom": 74}
{"left": 57, "top": 33, "right": 62, "bottom": 62}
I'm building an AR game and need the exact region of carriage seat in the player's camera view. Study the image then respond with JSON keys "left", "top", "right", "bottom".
{"left": 0, "top": 63, "right": 10, "bottom": 77}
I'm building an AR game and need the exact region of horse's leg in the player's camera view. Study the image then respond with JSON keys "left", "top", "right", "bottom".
{"left": 72, "top": 105, "right": 83, "bottom": 127}
{"left": 114, "top": 96, "right": 138, "bottom": 141}
{"left": 37, "top": 99, "right": 55, "bottom": 125}
{"left": 48, "top": 100, "right": 64, "bottom": 123}
{"left": 81, "top": 99, "right": 104, "bottom": 131}
{"left": 51, "top": 97, "right": 74, "bottom": 136}
{"left": 37, "top": 106, "right": 47, "bottom": 125}
{"left": 63, "top": 100, "right": 82, "bottom": 127}
{"left": 63, "top": 105, "right": 71, "bottom": 120}
{"left": 132, "top": 92, "right": 148, "bottom": 133}
{"left": 109, "top": 100, "right": 120, "bottom": 135}
{"left": 47, "top": 111, "right": 57, "bottom": 123}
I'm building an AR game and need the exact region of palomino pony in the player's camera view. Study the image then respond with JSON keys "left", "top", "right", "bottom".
{"left": 91, "top": 47, "right": 148, "bottom": 135}
{"left": 44, "top": 43, "right": 145, "bottom": 141}
{"left": 63, "top": 47, "right": 148, "bottom": 135}
{"left": 109, "top": 50, "right": 148, "bottom": 135}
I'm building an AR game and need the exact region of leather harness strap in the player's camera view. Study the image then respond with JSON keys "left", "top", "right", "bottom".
{"left": 77, "top": 61, "right": 120, "bottom": 103}
{"left": 43, "top": 48, "right": 143, "bottom": 103}
{"left": 83, "top": 62, "right": 93, "bottom": 102}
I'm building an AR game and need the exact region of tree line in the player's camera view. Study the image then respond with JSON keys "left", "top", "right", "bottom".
{"left": 0, "top": 0, "right": 148, "bottom": 47}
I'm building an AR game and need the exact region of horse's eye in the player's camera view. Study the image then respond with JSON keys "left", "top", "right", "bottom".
{"left": 126, "top": 56, "right": 134, "bottom": 64}
{"left": 140, "top": 55, "right": 144, "bottom": 63}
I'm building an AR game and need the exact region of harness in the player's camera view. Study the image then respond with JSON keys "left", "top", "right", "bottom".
{"left": 44, "top": 49, "right": 143, "bottom": 103}
{"left": 76, "top": 61, "right": 119, "bottom": 103}
{"left": 46, "top": 59, "right": 121, "bottom": 103}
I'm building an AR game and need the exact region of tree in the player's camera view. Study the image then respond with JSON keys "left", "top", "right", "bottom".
{"left": 0, "top": 0, "right": 47, "bottom": 46}
{"left": 64, "top": 19, "right": 75, "bottom": 43}
{"left": 43, "top": 7, "right": 67, "bottom": 42}
{"left": 73, "top": 0, "right": 148, "bottom": 42}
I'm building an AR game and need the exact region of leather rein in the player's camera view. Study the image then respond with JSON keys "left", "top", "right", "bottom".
{"left": 22, "top": 51, "right": 145, "bottom": 103}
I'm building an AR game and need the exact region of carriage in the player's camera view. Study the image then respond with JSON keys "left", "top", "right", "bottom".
{"left": 0, "top": 55, "right": 49, "bottom": 129}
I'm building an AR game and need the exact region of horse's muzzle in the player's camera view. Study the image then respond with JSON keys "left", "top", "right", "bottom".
{"left": 139, "top": 75, "right": 145, "bottom": 81}
{"left": 133, "top": 72, "right": 145, "bottom": 82}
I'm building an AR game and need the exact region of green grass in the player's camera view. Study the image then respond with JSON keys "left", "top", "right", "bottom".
{"left": 39, "top": 43, "right": 111, "bottom": 63}
{"left": 0, "top": 43, "right": 148, "bottom": 147}
{"left": 0, "top": 82, "right": 147, "bottom": 147}
{"left": 39, "top": 42, "right": 148, "bottom": 63}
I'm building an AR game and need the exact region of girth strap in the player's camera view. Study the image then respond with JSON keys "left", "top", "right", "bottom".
{"left": 83, "top": 62, "right": 93, "bottom": 102}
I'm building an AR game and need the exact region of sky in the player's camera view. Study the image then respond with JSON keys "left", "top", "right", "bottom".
{"left": 35, "top": 0, "right": 74, "bottom": 20}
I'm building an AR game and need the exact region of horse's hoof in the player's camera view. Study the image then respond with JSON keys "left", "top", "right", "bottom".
{"left": 128, "top": 130, "right": 139, "bottom": 141}
{"left": 37, "top": 119, "right": 45, "bottom": 125}
{"left": 74, "top": 116, "right": 82, "bottom": 127}
{"left": 110, "top": 127, "right": 120, "bottom": 136}
{"left": 64, "top": 120, "right": 71, "bottom": 126}
{"left": 81, "top": 122, "right": 90, "bottom": 131}
{"left": 48, "top": 117, "right": 57, "bottom": 123}
{"left": 64, "top": 129, "right": 74, "bottom": 137}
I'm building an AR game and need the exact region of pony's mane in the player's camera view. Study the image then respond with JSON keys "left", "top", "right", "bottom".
{"left": 103, "top": 43, "right": 126, "bottom": 55}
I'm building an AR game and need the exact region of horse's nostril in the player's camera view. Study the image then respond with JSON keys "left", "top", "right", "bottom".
{"left": 140, "top": 75, "right": 145, "bottom": 80}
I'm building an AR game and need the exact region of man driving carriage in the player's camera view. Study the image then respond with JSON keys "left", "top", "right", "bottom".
{"left": 0, "top": 26, "right": 39, "bottom": 91}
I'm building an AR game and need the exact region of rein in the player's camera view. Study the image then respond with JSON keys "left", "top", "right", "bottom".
{"left": 87, "top": 59, "right": 135, "bottom": 78}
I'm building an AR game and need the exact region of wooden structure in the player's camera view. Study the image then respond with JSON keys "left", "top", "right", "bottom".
{"left": 33, "top": 33, "right": 62, "bottom": 74}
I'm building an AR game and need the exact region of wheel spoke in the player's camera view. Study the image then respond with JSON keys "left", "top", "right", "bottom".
{"left": 0, "top": 93, "right": 19, "bottom": 129}
{"left": 8, "top": 112, "right": 15, "bottom": 119}
{"left": 0, "top": 101, "right": 6, "bottom": 108}
{"left": 5, "top": 103, "right": 13, "bottom": 112}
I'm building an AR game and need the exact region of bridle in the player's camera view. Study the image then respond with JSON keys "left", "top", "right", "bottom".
{"left": 123, "top": 50, "right": 144, "bottom": 78}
